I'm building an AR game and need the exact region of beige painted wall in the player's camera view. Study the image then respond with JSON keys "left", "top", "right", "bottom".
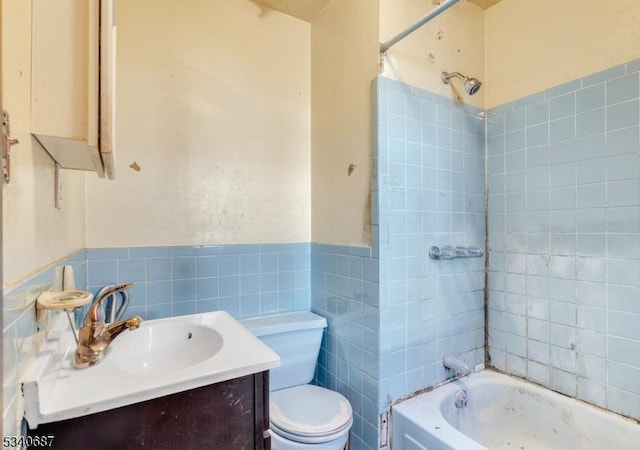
{"left": 379, "top": 0, "right": 485, "bottom": 109}
{"left": 86, "top": 0, "right": 311, "bottom": 247}
{"left": 486, "top": 0, "right": 640, "bottom": 108}
{"left": 310, "top": 0, "right": 379, "bottom": 245}
{"left": 2, "top": 0, "right": 86, "bottom": 289}
{"left": 310, "top": 0, "right": 485, "bottom": 246}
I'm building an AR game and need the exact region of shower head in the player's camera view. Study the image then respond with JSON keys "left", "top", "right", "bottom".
{"left": 441, "top": 71, "right": 482, "bottom": 95}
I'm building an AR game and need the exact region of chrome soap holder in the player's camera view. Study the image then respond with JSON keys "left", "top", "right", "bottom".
{"left": 429, "top": 246, "right": 484, "bottom": 260}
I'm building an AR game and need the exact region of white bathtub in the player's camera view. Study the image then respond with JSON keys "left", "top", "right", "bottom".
{"left": 392, "top": 371, "right": 640, "bottom": 450}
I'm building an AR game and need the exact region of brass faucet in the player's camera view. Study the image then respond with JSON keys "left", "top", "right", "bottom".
{"left": 74, "top": 283, "right": 143, "bottom": 368}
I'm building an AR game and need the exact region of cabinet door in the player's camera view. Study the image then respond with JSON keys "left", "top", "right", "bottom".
{"left": 31, "top": 0, "right": 102, "bottom": 174}
{"left": 31, "top": 0, "right": 102, "bottom": 170}
{"left": 27, "top": 372, "right": 271, "bottom": 450}
{"left": 31, "top": 0, "right": 116, "bottom": 178}
{"left": 99, "top": 0, "right": 116, "bottom": 179}
{"left": 31, "top": 0, "right": 90, "bottom": 140}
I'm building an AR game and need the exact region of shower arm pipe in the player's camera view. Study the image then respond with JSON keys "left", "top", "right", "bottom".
{"left": 379, "top": 0, "right": 460, "bottom": 54}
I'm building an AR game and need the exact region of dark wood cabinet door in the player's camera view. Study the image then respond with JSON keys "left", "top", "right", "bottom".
{"left": 28, "top": 372, "right": 270, "bottom": 450}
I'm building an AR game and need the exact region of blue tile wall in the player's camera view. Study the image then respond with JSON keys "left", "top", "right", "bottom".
{"left": 86, "top": 244, "right": 311, "bottom": 320}
{"left": 3, "top": 250, "right": 87, "bottom": 435}
{"left": 4, "top": 245, "right": 309, "bottom": 434}
{"left": 486, "top": 59, "right": 640, "bottom": 421}
{"left": 374, "top": 76, "right": 486, "bottom": 416}
{"left": 311, "top": 244, "right": 379, "bottom": 450}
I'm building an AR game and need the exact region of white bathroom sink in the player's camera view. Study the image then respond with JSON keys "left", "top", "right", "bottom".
{"left": 110, "top": 322, "right": 224, "bottom": 373}
{"left": 23, "top": 311, "right": 280, "bottom": 427}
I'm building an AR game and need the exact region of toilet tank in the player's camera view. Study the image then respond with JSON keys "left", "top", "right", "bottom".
{"left": 240, "top": 312, "right": 327, "bottom": 391}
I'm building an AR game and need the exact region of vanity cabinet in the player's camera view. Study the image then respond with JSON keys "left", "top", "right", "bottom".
{"left": 27, "top": 372, "right": 270, "bottom": 450}
{"left": 31, "top": 0, "right": 116, "bottom": 178}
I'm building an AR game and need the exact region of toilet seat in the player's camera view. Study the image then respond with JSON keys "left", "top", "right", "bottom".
{"left": 270, "top": 384, "right": 353, "bottom": 444}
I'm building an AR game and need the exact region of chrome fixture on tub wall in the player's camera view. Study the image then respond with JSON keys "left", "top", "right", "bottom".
{"left": 443, "top": 354, "right": 471, "bottom": 376}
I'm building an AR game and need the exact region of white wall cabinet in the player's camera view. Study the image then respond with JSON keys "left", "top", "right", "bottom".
{"left": 31, "top": 0, "right": 116, "bottom": 179}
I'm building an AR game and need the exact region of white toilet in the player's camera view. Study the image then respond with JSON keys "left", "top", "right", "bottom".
{"left": 240, "top": 312, "right": 353, "bottom": 450}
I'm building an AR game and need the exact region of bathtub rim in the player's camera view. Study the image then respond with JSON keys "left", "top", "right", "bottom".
{"left": 391, "top": 369, "right": 640, "bottom": 449}
{"left": 392, "top": 368, "right": 640, "bottom": 426}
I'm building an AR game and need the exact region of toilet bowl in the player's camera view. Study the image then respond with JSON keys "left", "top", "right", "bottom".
{"left": 240, "top": 312, "right": 353, "bottom": 450}
{"left": 269, "top": 384, "right": 352, "bottom": 449}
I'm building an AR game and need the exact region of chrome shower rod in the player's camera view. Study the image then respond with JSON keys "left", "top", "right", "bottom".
{"left": 379, "top": 0, "right": 460, "bottom": 53}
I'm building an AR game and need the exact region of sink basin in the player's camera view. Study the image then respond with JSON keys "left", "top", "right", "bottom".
{"left": 23, "top": 311, "right": 280, "bottom": 427}
{"left": 110, "top": 323, "right": 224, "bottom": 373}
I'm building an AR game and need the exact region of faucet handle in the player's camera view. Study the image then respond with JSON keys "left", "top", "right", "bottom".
{"left": 97, "top": 283, "right": 134, "bottom": 300}
{"left": 85, "top": 283, "right": 135, "bottom": 326}
{"left": 94, "top": 283, "right": 134, "bottom": 307}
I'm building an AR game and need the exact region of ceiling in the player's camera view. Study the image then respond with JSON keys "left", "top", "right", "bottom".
{"left": 468, "top": 0, "right": 503, "bottom": 9}
{"left": 251, "top": 0, "right": 333, "bottom": 22}
{"left": 253, "top": 0, "right": 504, "bottom": 23}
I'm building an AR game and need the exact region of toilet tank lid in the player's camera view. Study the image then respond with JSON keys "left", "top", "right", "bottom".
{"left": 240, "top": 312, "right": 327, "bottom": 337}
